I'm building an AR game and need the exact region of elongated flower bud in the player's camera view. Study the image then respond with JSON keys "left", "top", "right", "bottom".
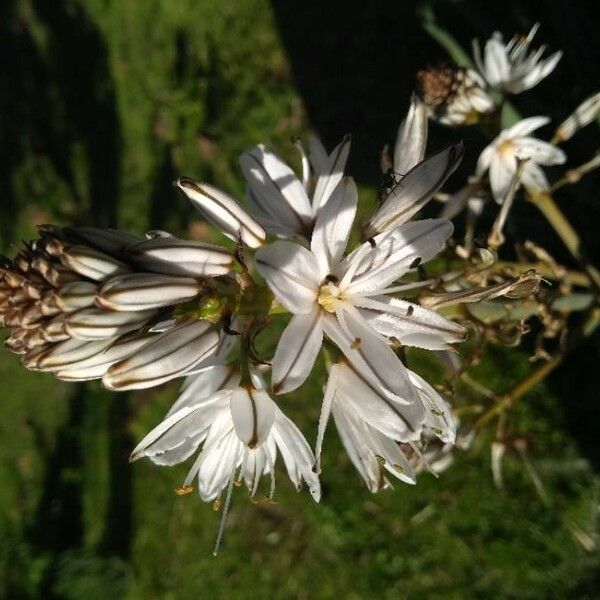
{"left": 35, "top": 338, "right": 114, "bottom": 371}
{"left": 52, "top": 281, "right": 98, "bottom": 313}
{"left": 54, "top": 332, "right": 158, "bottom": 381}
{"left": 126, "top": 237, "right": 233, "bottom": 277}
{"left": 97, "top": 273, "right": 202, "bottom": 311}
{"left": 103, "top": 319, "right": 219, "bottom": 390}
{"left": 175, "top": 178, "right": 266, "bottom": 248}
{"left": 65, "top": 226, "right": 143, "bottom": 255}
{"left": 553, "top": 91, "right": 600, "bottom": 142}
{"left": 65, "top": 307, "right": 157, "bottom": 340}
{"left": 60, "top": 245, "right": 130, "bottom": 281}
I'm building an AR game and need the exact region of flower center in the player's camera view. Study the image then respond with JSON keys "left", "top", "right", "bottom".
{"left": 497, "top": 138, "right": 516, "bottom": 158}
{"left": 318, "top": 279, "right": 342, "bottom": 313}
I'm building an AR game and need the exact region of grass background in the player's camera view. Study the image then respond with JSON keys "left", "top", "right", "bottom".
{"left": 1, "top": 0, "right": 600, "bottom": 598}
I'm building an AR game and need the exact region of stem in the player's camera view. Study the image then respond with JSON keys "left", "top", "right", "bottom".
{"left": 493, "top": 261, "right": 590, "bottom": 287}
{"left": 475, "top": 355, "right": 562, "bottom": 428}
{"left": 550, "top": 152, "right": 600, "bottom": 192}
{"left": 475, "top": 309, "right": 600, "bottom": 429}
{"left": 526, "top": 190, "right": 600, "bottom": 290}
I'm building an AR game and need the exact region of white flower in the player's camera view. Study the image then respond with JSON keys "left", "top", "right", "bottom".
{"left": 416, "top": 67, "right": 496, "bottom": 126}
{"left": 239, "top": 136, "right": 351, "bottom": 239}
{"left": 314, "top": 361, "right": 457, "bottom": 492}
{"left": 477, "top": 116, "right": 566, "bottom": 202}
{"left": 473, "top": 23, "right": 562, "bottom": 94}
{"left": 130, "top": 365, "right": 321, "bottom": 503}
{"left": 255, "top": 176, "right": 465, "bottom": 397}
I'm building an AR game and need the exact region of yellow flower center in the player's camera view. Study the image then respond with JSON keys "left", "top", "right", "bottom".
{"left": 317, "top": 280, "right": 342, "bottom": 313}
{"left": 498, "top": 138, "right": 516, "bottom": 158}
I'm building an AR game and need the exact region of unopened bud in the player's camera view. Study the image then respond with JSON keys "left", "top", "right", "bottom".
{"left": 175, "top": 178, "right": 266, "bottom": 249}
{"left": 97, "top": 273, "right": 202, "bottom": 312}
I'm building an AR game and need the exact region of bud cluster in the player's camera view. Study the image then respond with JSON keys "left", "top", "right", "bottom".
{"left": 0, "top": 226, "right": 225, "bottom": 386}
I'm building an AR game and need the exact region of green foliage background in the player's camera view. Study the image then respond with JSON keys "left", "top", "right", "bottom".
{"left": 1, "top": 1, "right": 599, "bottom": 598}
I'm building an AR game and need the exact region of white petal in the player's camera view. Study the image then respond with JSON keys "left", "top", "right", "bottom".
{"left": 513, "top": 138, "right": 566, "bottom": 166}
{"left": 394, "top": 94, "right": 428, "bottom": 176}
{"left": 520, "top": 162, "right": 549, "bottom": 192}
{"left": 272, "top": 308, "right": 323, "bottom": 394}
{"left": 347, "top": 219, "right": 453, "bottom": 294}
{"left": 505, "top": 116, "right": 549, "bottom": 138}
{"left": 37, "top": 338, "right": 113, "bottom": 371}
{"left": 195, "top": 420, "right": 243, "bottom": 501}
{"left": 519, "top": 51, "right": 562, "bottom": 92}
{"left": 272, "top": 408, "right": 321, "bottom": 501}
{"left": 308, "top": 134, "right": 330, "bottom": 176}
{"left": 254, "top": 241, "right": 321, "bottom": 314}
{"left": 311, "top": 135, "right": 351, "bottom": 211}
{"left": 407, "top": 370, "right": 456, "bottom": 444}
{"left": 483, "top": 37, "right": 511, "bottom": 86}
{"left": 54, "top": 331, "right": 157, "bottom": 375}
{"left": 229, "top": 387, "right": 276, "bottom": 448}
{"left": 176, "top": 179, "right": 266, "bottom": 248}
{"left": 130, "top": 391, "right": 230, "bottom": 464}
{"left": 476, "top": 143, "right": 495, "bottom": 176}
{"left": 311, "top": 176, "right": 357, "bottom": 273}
{"left": 167, "top": 365, "right": 240, "bottom": 417}
{"left": 240, "top": 145, "right": 312, "bottom": 233}
{"left": 357, "top": 295, "right": 465, "bottom": 349}
{"left": 364, "top": 143, "right": 463, "bottom": 237}
{"left": 335, "top": 362, "right": 425, "bottom": 442}
{"left": 332, "top": 404, "right": 383, "bottom": 492}
{"left": 489, "top": 152, "right": 515, "bottom": 203}
{"left": 323, "top": 309, "right": 416, "bottom": 404}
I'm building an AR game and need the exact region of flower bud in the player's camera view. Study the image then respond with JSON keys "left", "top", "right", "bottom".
{"left": 175, "top": 178, "right": 266, "bottom": 248}
{"left": 97, "top": 273, "right": 202, "bottom": 311}
{"left": 64, "top": 307, "right": 157, "bottom": 340}
{"left": 60, "top": 245, "right": 130, "bottom": 281}
{"left": 126, "top": 237, "right": 233, "bottom": 278}
{"left": 103, "top": 319, "right": 219, "bottom": 390}
{"left": 553, "top": 91, "right": 600, "bottom": 142}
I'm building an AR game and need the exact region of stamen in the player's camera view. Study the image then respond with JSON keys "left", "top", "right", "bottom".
{"left": 213, "top": 464, "right": 237, "bottom": 557}
{"left": 409, "top": 442, "right": 439, "bottom": 479}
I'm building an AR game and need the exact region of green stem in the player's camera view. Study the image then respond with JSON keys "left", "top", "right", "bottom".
{"left": 475, "top": 309, "right": 600, "bottom": 429}
{"left": 527, "top": 190, "right": 600, "bottom": 291}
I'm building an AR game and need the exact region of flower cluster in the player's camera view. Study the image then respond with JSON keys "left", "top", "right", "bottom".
{"left": 417, "top": 23, "right": 600, "bottom": 210}
{"left": 2, "top": 102, "right": 469, "bottom": 530}
{"left": 5, "top": 19, "right": 597, "bottom": 552}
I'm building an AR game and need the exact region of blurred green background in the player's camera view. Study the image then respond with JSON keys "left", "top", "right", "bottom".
{"left": 1, "top": 1, "right": 600, "bottom": 598}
